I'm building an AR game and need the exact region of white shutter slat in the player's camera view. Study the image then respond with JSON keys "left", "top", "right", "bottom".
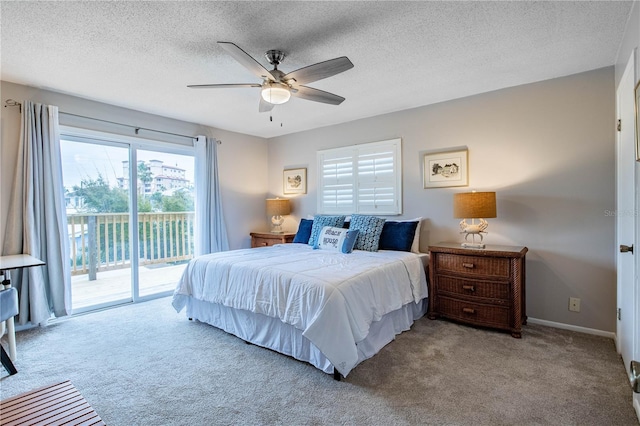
{"left": 358, "top": 149, "right": 396, "bottom": 183}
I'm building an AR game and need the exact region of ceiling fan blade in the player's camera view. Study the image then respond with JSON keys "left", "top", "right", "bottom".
{"left": 218, "top": 41, "right": 277, "bottom": 81}
{"left": 187, "top": 83, "right": 261, "bottom": 89}
{"left": 291, "top": 85, "right": 345, "bottom": 105}
{"left": 284, "top": 57, "right": 354, "bottom": 85}
{"left": 259, "top": 97, "right": 275, "bottom": 113}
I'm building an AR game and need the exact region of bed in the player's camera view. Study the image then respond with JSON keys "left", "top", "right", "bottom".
{"left": 172, "top": 216, "right": 428, "bottom": 379}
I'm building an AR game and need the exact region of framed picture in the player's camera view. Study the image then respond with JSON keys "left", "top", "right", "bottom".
{"left": 423, "top": 149, "right": 469, "bottom": 188}
{"left": 283, "top": 168, "right": 307, "bottom": 194}
{"left": 635, "top": 80, "right": 640, "bottom": 161}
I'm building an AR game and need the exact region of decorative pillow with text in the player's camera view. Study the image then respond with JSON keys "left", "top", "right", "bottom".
{"left": 313, "top": 226, "right": 360, "bottom": 253}
{"left": 308, "top": 215, "right": 346, "bottom": 247}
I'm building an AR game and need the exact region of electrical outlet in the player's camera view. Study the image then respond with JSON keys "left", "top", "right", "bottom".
{"left": 569, "top": 297, "right": 581, "bottom": 312}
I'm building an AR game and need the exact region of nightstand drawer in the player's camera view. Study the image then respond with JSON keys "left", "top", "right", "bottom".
{"left": 436, "top": 254, "right": 510, "bottom": 278}
{"left": 437, "top": 275, "right": 510, "bottom": 301}
{"left": 252, "top": 237, "right": 278, "bottom": 247}
{"left": 439, "top": 296, "right": 510, "bottom": 328}
{"left": 250, "top": 232, "right": 296, "bottom": 248}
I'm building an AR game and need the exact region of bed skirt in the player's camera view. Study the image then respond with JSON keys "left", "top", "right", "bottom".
{"left": 186, "top": 297, "right": 428, "bottom": 377}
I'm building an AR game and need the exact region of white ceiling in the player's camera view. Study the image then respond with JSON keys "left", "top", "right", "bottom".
{"left": 0, "top": 1, "right": 634, "bottom": 139}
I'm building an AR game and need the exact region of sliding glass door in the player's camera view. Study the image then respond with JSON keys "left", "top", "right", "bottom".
{"left": 62, "top": 140, "right": 132, "bottom": 309}
{"left": 136, "top": 149, "right": 195, "bottom": 297}
{"left": 60, "top": 132, "right": 195, "bottom": 312}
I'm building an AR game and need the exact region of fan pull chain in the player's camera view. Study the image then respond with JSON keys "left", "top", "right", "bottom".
{"left": 268, "top": 112, "right": 282, "bottom": 127}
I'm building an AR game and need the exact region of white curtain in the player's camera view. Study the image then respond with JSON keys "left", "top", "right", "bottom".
{"left": 2, "top": 101, "right": 72, "bottom": 325}
{"left": 194, "top": 136, "right": 229, "bottom": 255}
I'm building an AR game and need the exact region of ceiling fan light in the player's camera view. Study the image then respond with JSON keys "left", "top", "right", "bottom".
{"left": 261, "top": 83, "right": 291, "bottom": 104}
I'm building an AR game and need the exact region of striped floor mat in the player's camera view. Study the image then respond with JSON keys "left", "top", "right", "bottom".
{"left": 0, "top": 380, "right": 105, "bottom": 426}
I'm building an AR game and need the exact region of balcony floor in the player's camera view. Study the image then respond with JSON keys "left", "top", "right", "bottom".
{"left": 71, "top": 262, "right": 186, "bottom": 309}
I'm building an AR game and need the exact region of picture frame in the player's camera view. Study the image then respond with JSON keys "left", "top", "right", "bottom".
{"left": 283, "top": 168, "right": 307, "bottom": 194}
{"left": 635, "top": 80, "right": 640, "bottom": 161}
{"left": 423, "top": 149, "right": 469, "bottom": 188}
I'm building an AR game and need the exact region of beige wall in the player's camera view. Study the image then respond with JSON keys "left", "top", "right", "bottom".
{"left": 0, "top": 81, "right": 269, "bottom": 251}
{"left": 0, "top": 67, "right": 620, "bottom": 332}
{"left": 267, "top": 67, "right": 616, "bottom": 332}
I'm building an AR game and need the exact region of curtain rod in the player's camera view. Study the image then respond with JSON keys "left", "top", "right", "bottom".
{"left": 59, "top": 111, "right": 197, "bottom": 141}
{"left": 4, "top": 99, "right": 21, "bottom": 112}
{"left": 4, "top": 99, "right": 221, "bottom": 144}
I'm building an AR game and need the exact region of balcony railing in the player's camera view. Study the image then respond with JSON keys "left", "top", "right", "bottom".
{"left": 68, "top": 212, "right": 194, "bottom": 279}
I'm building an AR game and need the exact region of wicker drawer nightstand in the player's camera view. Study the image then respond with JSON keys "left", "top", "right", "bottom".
{"left": 428, "top": 242, "right": 528, "bottom": 338}
{"left": 250, "top": 232, "right": 295, "bottom": 248}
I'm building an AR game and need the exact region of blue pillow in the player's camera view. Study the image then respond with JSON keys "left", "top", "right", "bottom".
{"left": 308, "top": 215, "right": 346, "bottom": 247}
{"left": 293, "top": 218, "right": 314, "bottom": 244}
{"left": 349, "top": 214, "right": 386, "bottom": 252}
{"left": 378, "top": 221, "right": 419, "bottom": 251}
{"left": 313, "top": 227, "right": 360, "bottom": 253}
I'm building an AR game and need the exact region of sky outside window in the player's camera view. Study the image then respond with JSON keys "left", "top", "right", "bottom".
{"left": 60, "top": 140, "right": 194, "bottom": 190}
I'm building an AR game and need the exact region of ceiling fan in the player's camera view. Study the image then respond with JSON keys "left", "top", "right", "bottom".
{"left": 188, "top": 41, "right": 354, "bottom": 112}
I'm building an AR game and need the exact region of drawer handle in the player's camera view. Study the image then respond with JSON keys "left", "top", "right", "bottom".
{"left": 462, "top": 285, "right": 475, "bottom": 292}
{"left": 462, "top": 263, "right": 475, "bottom": 269}
{"left": 262, "top": 242, "right": 268, "bottom": 246}
{"left": 462, "top": 307, "right": 476, "bottom": 314}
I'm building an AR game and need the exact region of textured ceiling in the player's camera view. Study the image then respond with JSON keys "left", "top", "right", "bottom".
{"left": 0, "top": 1, "right": 634, "bottom": 139}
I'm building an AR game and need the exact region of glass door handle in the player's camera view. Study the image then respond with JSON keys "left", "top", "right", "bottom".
{"left": 631, "top": 360, "right": 639, "bottom": 393}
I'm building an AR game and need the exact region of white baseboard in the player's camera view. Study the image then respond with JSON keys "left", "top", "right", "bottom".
{"left": 527, "top": 317, "right": 616, "bottom": 340}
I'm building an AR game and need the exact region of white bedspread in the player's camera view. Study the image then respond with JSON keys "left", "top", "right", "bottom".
{"left": 172, "top": 244, "right": 428, "bottom": 376}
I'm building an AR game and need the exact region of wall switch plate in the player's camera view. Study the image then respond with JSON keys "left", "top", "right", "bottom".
{"left": 569, "top": 297, "right": 581, "bottom": 312}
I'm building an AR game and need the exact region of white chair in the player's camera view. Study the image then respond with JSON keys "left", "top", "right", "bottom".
{"left": 0, "top": 286, "right": 19, "bottom": 375}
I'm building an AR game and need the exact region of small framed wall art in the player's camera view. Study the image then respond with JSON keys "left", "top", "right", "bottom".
{"left": 423, "top": 149, "right": 469, "bottom": 188}
{"left": 283, "top": 168, "right": 307, "bottom": 194}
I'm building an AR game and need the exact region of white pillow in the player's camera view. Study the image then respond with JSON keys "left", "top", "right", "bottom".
{"left": 411, "top": 218, "right": 422, "bottom": 253}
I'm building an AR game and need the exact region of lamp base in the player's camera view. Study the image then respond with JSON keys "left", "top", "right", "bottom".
{"left": 271, "top": 215, "right": 284, "bottom": 234}
{"left": 460, "top": 220, "right": 488, "bottom": 249}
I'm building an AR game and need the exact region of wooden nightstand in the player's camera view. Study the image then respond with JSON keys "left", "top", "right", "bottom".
{"left": 250, "top": 232, "right": 295, "bottom": 248}
{"left": 428, "top": 242, "right": 528, "bottom": 338}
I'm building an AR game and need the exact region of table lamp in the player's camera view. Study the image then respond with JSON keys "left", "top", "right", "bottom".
{"left": 266, "top": 198, "right": 291, "bottom": 233}
{"left": 453, "top": 191, "right": 497, "bottom": 248}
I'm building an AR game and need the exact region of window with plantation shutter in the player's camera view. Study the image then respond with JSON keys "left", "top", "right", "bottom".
{"left": 317, "top": 138, "right": 402, "bottom": 215}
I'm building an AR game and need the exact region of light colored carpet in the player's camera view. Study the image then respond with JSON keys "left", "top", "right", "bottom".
{"left": 1, "top": 297, "right": 637, "bottom": 425}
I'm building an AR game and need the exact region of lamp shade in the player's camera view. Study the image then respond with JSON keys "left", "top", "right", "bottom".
{"left": 453, "top": 192, "right": 496, "bottom": 219}
{"left": 266, "top": 198, "right": 291, "bottom": 216}
{"left": 261, "top": 83, "right": 291, "bottom": 105}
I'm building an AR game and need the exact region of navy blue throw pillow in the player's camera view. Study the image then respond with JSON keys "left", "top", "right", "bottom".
{"left": 378, "top": 221, "right": 419, "bottom": 252}
{"left": 293, "top": 218, "right": 314, "bottom": 244}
